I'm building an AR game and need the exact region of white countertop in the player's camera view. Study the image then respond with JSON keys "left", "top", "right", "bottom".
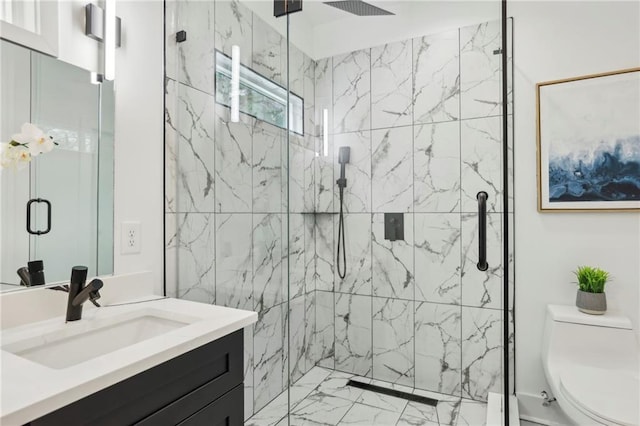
{"left": 0, "top": 297, "right": 257, "bottom": 425}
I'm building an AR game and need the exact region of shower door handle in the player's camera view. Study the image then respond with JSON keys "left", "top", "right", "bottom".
{"left": 26, "top": 198, "right": 52, "bottom": 235}
{"left": 476, "top": 191, "right": 488, "bottom": 271}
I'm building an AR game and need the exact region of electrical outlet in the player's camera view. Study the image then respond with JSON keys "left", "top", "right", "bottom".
{"left": 121, "top": 221, "right": 141, "bottom": 254}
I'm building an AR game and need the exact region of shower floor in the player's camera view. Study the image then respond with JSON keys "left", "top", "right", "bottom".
{"left": 246, "top": 367, "right": 487, "bottom": 426}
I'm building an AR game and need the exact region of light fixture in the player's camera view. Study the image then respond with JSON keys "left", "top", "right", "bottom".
{"left": 230, "top": 45, "right": 241, "bottom": 122}
{"left": 85, "top": 3, "right": 121, "bottom": 81}
{"left": 323, "top": 108, "right": 329, "bottom": 157}
{"left": 104, "top": 0, "right": 116, "bottom": 81}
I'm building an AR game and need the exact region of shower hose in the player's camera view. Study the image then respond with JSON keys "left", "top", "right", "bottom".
{"left": 337, "top": 186, "right": 347, "bottom": 279}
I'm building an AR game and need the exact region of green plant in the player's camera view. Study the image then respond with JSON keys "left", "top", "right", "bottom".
{"left": 574, "top": 266, "right": 610, "bottom": 293}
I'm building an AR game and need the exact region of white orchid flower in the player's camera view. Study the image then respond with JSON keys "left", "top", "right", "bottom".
{"left": 0, "top": 143, "right": 31, "bottom": 170}
{"left": 12, "top": 123, "right": 53, "bottom": 156}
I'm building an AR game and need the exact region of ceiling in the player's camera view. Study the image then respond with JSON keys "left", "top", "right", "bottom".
{"left": 243, "top": 0, "right": 501, "bottom": 59}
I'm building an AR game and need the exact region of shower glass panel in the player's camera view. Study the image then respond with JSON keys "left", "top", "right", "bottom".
{"left": 163, "top": 0, "right": 513, "bottom": 424}
{"left": 283, "top": 1, "right": 514, "bottom": 425}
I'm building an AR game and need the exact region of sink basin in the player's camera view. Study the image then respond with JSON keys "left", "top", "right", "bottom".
{"left": 2, "top": 309, "right": 195, "bottom": 369}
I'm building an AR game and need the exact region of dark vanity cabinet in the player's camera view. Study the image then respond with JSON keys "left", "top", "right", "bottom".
{"left": 28, "top": 330, "right": 244, "bottom": 426}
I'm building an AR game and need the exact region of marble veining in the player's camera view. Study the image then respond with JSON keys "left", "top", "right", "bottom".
{"left": 460, "top": 21, "right": 502, "bottom": 119}
{"left": 288, "top": 213, "right": 306, "bottom": 299}
{"left": 371, "top": 40, "right": 413, "bottom": 130}
{"left": 372, "top": 213, "right": 414, "bottom": 300}
{"left": 253, "top": 213, "right": 283, "bottom": 311}
{"left": 334, "top": 214, "right": 372, "bottom": 296}
{"left": 252, "top": 17, "right": 283, "bottom": 87}
{"left": 175, "top": 0, "right": 216, "bottom": 95}
{"left": 461, "top": 307, "right": 502, "bottom": 402}
{"left": 414, "top": 213, "right": 461, "bottom": 305}
{"left": 254, "top": 304, "right": 284, "bottom": 412}
{"left": 313, "top": 291, "right": 335, "bottom": 369}
{"left": 214, "top": 0, "right": 252, "bottom": 66}
{"left": 372, "top": 297, "right": 414, "bottom": 386}
{"left": 253, "top": 121, "right": 283, "bottom": 213}
{"left": 244, "top": 324, "right": 255, "bottom": 420}
{"left": 333, "top": 131, "right": 372, "bottom": 213}
{"left": 214, "top": 105, "right": 253, "bottom": 212}
{"left": 414, "top": 122, "right": 461, "bottom": 213}
{"left": 315, "top": 215, "right": 335, "bottom": 292}
{"left": 172, "top": 81, "right": 216, "bottom": 213}
{"left": 333, "top": 50, "right": 371, "bottom": 133}
{"left": 461, "top": 213, "right": 502, "bottom": 309}
{"left": 415, "top": 302, "right": 462, "bottom": 396}
{"left": 335, "top": 293, "right": 372, "bottom": 377}
{"left": 460, "top": 116, "right": 503, "bottom": 213}
{"left": 372, "top": 127, "right": 414, "bottom": 212}
{"left": 172, "top": 213, "right": 216, "bottom": 304}
{"left": 413, "top": 30, "right": 460, "bottom": 124}
{"left": 215, "top": 213, "right": 253, "bottom": 310}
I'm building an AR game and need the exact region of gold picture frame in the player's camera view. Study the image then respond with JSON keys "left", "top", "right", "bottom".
{"left": 536, "top": 67, "right": 640, "bottom": 212}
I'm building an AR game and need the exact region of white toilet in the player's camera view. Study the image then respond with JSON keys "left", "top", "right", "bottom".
{"left": 541, "top": 304, "right": 639, "bottom": 426}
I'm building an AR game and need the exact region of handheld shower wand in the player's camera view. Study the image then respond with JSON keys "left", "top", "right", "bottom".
{"left": 337, "top": 147, "right": 350, "bottom": 279}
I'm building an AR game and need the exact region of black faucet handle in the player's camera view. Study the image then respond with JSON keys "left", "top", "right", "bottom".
{"left": 88, "top": 279, "right": 103, "bottom": 307}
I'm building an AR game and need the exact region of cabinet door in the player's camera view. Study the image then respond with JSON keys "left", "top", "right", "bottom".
{"left": 179, "top": 385, "right": 243, "bottom": 426}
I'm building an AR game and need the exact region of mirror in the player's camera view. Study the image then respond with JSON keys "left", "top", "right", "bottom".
{"left": 0, "top": 39, "right": 114, "bottom": 291}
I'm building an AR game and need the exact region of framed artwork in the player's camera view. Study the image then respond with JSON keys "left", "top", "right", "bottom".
{"left": 536, "top": 67, "right": 640, "bottom": 212}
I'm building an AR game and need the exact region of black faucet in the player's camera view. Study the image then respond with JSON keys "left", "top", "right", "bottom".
{"left": 66, "top": 266, "right": 103, "bottom": 322}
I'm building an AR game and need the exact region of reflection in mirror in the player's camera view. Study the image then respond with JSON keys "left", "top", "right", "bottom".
{"left": 0, "top": 39, "right": 114, "bottom": 291}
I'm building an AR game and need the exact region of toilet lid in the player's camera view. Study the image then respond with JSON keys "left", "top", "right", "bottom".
{"left": 560, "top": 365, "right": 639, "bottom": 426}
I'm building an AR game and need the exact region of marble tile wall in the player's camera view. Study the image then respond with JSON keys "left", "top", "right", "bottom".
{"left": 313, "top": 19, "right": 514, "bottom": 403}
{"left": 165, "top": 0, "right": 321, "bottom": 420}
{"left": 166, "top": 0, "right": 515, "bottom": 417}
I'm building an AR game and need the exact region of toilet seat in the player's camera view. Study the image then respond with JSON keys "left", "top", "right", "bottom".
{"left": 559, "top": 364, "right": 639, "bottom": 426}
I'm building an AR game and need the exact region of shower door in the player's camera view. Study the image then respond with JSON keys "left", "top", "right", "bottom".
{"left": 283, "top": 1, "right": 515, "bottom": 424}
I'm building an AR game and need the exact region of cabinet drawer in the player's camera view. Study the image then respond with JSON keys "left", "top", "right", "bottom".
{"left": 29, "top": 330, "right": 243, "bottom": 426}
{"left": 179, "top": 384, "right": 243, "bottom": 426}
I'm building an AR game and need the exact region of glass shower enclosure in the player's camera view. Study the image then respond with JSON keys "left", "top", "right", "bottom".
{"left": 164, "top": 0, "right": 514, "bottom": 423}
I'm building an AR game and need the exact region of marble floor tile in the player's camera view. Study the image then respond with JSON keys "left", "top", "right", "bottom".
{"left": 339, "top": 403, "right": 402, "bottom": 425}
{"left": 356, "top": 388, "right": 408, "bottom": 414}
{"left": 456, "top": 401, "right": 487, "bottom": 426}
{"left": 314, "top": 370, "right": 366, "bottom": 402}
{"left": 397, "top": 401, "right": 439, "bottom": 425}
{"left": 290, "top": 392, "right": 354, "bottom": 426}
{"left": 436, "top": 399, "right": 462, "bottom": 426}
{"left": 246, "top": 391, "right": 288, "bottom": 426}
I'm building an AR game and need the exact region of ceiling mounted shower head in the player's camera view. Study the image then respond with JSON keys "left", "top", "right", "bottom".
{"left": 323, "top": 0, "right": 394, "bottom": 17}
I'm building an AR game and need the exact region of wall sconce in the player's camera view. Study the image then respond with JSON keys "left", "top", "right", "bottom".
{"left": 85, "top": 2, "right": 122, "bottom": 81}
{"left": 230, "top": 45, "right": 240, "bottom": 122}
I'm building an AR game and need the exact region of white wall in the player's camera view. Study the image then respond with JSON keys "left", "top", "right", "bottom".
{"left": 510, "top": 1, "right": 640, "bottom": 422}
{"left": 112, "top": 1, "right": 164, "bottom": 294}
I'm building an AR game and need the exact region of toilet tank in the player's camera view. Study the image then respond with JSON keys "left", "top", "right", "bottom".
{"left": 542, "top": 305, "right": 637, "bottom": 369}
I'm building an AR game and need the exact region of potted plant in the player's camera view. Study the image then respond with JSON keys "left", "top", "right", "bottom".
{"left": 574, "top": 266, "right": 610, "bottom": 315}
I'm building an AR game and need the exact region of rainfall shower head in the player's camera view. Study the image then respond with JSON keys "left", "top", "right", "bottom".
{"left": 323, "top": 0, "right": 394, "bottom": 17}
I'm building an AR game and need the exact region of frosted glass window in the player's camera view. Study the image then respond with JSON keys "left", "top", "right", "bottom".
{"left": 215, "top": 50, "right": 304, "bottom": 135}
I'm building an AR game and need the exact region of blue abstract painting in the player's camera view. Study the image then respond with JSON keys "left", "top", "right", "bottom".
{"left": 548, "top": 136, "right": 640, "bottom": 202}
{"left": 538, "top": 68, "right": 640, "bottom": 210}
